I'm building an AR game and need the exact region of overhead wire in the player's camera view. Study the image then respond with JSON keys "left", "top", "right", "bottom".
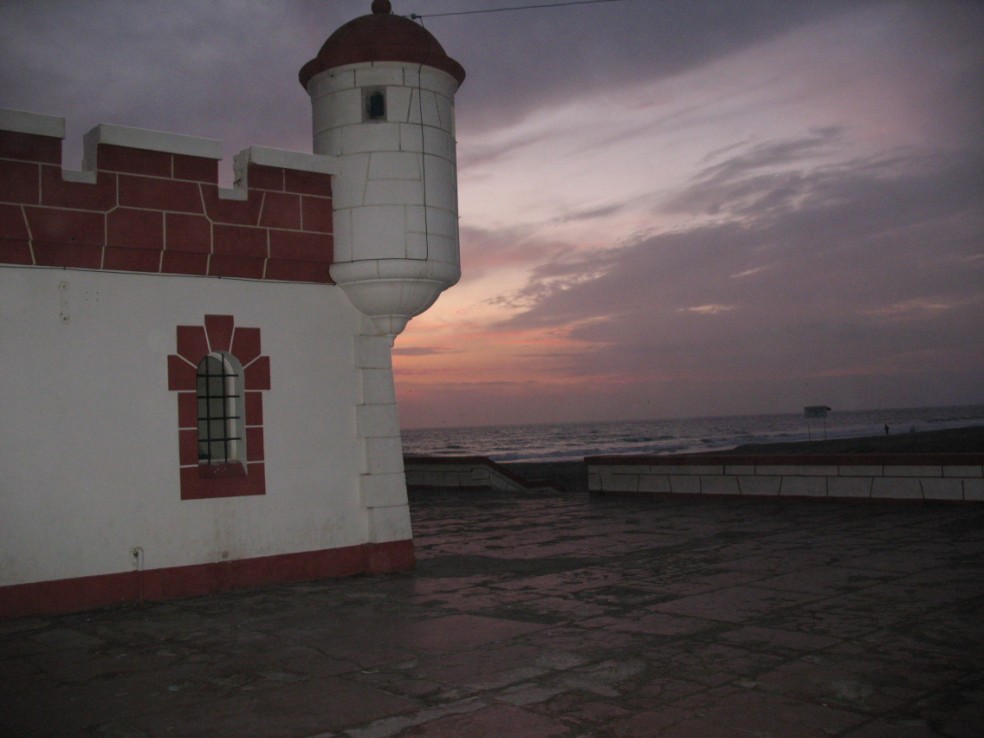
{"left": 406, "top": 0, "right": 628, "bottom": 21}
{"left": 403, "top": 0, "right": 628, "bottom": 260}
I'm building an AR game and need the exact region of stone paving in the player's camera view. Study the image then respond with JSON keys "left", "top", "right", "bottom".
{"left": 2, "top": 487, "right": 983, "bottom": 737}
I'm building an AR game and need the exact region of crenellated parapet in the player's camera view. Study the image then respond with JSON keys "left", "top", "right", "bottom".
{"left": 0, "top": 108, "right": 338, "bottom": 283}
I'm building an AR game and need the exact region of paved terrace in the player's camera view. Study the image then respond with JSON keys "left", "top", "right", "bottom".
{"left": 2, "top": 485, "right": 983, "bottom": 737}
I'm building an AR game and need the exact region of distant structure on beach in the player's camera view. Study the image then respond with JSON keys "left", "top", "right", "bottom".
{"left": 0, "top": 0, "right": 465, "bottom": 617}
{"left": 804, "top": 405, "right": 832, "bottom": 440}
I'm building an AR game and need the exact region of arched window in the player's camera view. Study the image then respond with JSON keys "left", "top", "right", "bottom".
{"left": 169, "top": 314, "right": 269, "bottom": 499}
{"left": 196, "top": 352, "right": 245, "bottom": 465}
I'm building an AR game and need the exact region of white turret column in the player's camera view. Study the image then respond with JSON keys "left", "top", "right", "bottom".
{"left": 299, "top": 0, "right": 466, "bottom": 547}
{"left": 300, "top": 0, "right": 465, "bottom": 339}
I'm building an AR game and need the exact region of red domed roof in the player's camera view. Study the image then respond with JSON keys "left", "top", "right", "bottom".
{"left": 299, "top": 0, "right": 465, "bottom": 89}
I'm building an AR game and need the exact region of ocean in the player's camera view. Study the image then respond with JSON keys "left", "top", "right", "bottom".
{"left": 401, "top": 404, "right": 984, "bottom": 463}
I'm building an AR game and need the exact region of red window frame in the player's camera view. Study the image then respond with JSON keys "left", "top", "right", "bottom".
{"left": 167, "top": 315, "right": 270, "bottom": 500}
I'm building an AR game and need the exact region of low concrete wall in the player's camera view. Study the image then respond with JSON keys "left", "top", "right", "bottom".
{"left": 586, "top": 454, "right": 984, "bottom": 502}
{"left": 404, "top": 456, "right": 555, "bottom": 492}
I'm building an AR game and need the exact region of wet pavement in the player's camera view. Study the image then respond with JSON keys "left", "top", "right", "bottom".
{"left": 2, "top": 487, "right": 983, "bottom": 737}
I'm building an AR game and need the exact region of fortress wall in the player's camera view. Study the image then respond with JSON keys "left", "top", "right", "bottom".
{"left": 0, "top": 110, "right": 336, "bottom": 284}
{"left": 587, "top": 454, "right": 984, "bottom": 501}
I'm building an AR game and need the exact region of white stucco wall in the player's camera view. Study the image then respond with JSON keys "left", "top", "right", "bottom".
{"left": 0, "top": 267, "right": 395, "bottom": 586}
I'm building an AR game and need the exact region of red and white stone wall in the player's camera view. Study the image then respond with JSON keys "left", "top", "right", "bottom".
{"left": 0, "top": 110, "right": 415, "bottom": 617}
{"left": 587, "top": 454, "right": 984, "bottom": 501}
{"left": 0, "top": 109, "right": 335, "bottom": 281}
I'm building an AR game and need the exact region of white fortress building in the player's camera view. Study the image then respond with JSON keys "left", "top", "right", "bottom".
{"left": 0, "top": 0, "right": 465, "bottom": 617}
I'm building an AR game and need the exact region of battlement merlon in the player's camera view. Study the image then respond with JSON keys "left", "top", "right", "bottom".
{"left": 0, "top": 108, "right": 65, "bottom": 138}
{"left": 234, "top": 145, "right": 338, "bottom": 198}
{"left": 0, "top": 108, "right": 339, "bottom": 195}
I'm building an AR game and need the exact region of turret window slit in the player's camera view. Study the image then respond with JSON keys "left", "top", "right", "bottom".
{"left": 364, "top": 88, "right": 386, "bottom": 121}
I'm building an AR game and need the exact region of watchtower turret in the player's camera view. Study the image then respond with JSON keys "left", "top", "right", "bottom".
{"left": 300, "top": 0, "right": 466, "bottom": 338}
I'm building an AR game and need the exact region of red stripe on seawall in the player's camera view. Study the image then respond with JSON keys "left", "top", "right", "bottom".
{"left": 0, "top": 539, "right": 415, "bottom": 619}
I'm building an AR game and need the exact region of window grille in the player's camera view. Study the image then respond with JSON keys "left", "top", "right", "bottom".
{"left": 196, "top": 353, "right": 244, "bottom": 464}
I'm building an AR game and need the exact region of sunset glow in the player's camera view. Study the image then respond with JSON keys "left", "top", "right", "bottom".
{"left": 2, "top": 0, "right": 981, "bottom": 428}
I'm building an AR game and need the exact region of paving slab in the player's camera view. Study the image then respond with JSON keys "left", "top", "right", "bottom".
{"left": 2, "top": 489, "right": 983, "bottom": 737}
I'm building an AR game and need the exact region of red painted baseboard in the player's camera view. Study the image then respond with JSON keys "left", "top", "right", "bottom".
{"left": 0, "top": 539, "right": 415, "bottom": 619}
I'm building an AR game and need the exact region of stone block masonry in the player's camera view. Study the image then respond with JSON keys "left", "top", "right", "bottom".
{"left": 587, "top": 453, "right": 984, "bottom": 502}
{"left": 0, "top": 109, "right": 338, "bottom": 284}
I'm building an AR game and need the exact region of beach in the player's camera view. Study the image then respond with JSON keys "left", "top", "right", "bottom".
{"left": 724, "top": 424, "right": 984, "bottom": 455}
{"left": 503, "top": 425, "right": 984, "bottom": 494}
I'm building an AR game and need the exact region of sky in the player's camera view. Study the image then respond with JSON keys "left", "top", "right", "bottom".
{"left": 2, "top": 0, "right": 982, "bottom": 428}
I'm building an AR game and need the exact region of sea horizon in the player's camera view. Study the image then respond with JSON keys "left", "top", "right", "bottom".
{"left": 402, "top": 402, "right": 984, "bottom": 433}
{"left": 401, "top": 403, "right": 984, "bottom": 463}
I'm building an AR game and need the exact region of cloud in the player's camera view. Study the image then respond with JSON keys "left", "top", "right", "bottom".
{"left": 402, "top": 0, "right": 984, "bottom": 425}
{"left": 484, "top": 136, "right": 984, "bottom": 405}
{"left": 699, "top": 127, "right": 845, "bottom": 177}
{"left": 3, "top": 0, "right": 981, "bottom": 428}
{"left": 447, "top": 0, "right": 867, "bottom": 132}
{"left": 678, "top": 304, "right": 735, "bottom": 315}
{"left": 552, "top": 203, "right": 625, "bottom": 225}
{"left": 0, "top": 0, "right": 339, "bottom": 171}
{"left": 860, "top": 298, "right": 959, "bottom": 321}
{"left": 3, "top": 0, "right": 863, "bottom": 163}
{"left": 391, "top": 346, "right": 457, "bottom": 357}
{"left": 458, "top": 224, "right": 575, "bottom": 278}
